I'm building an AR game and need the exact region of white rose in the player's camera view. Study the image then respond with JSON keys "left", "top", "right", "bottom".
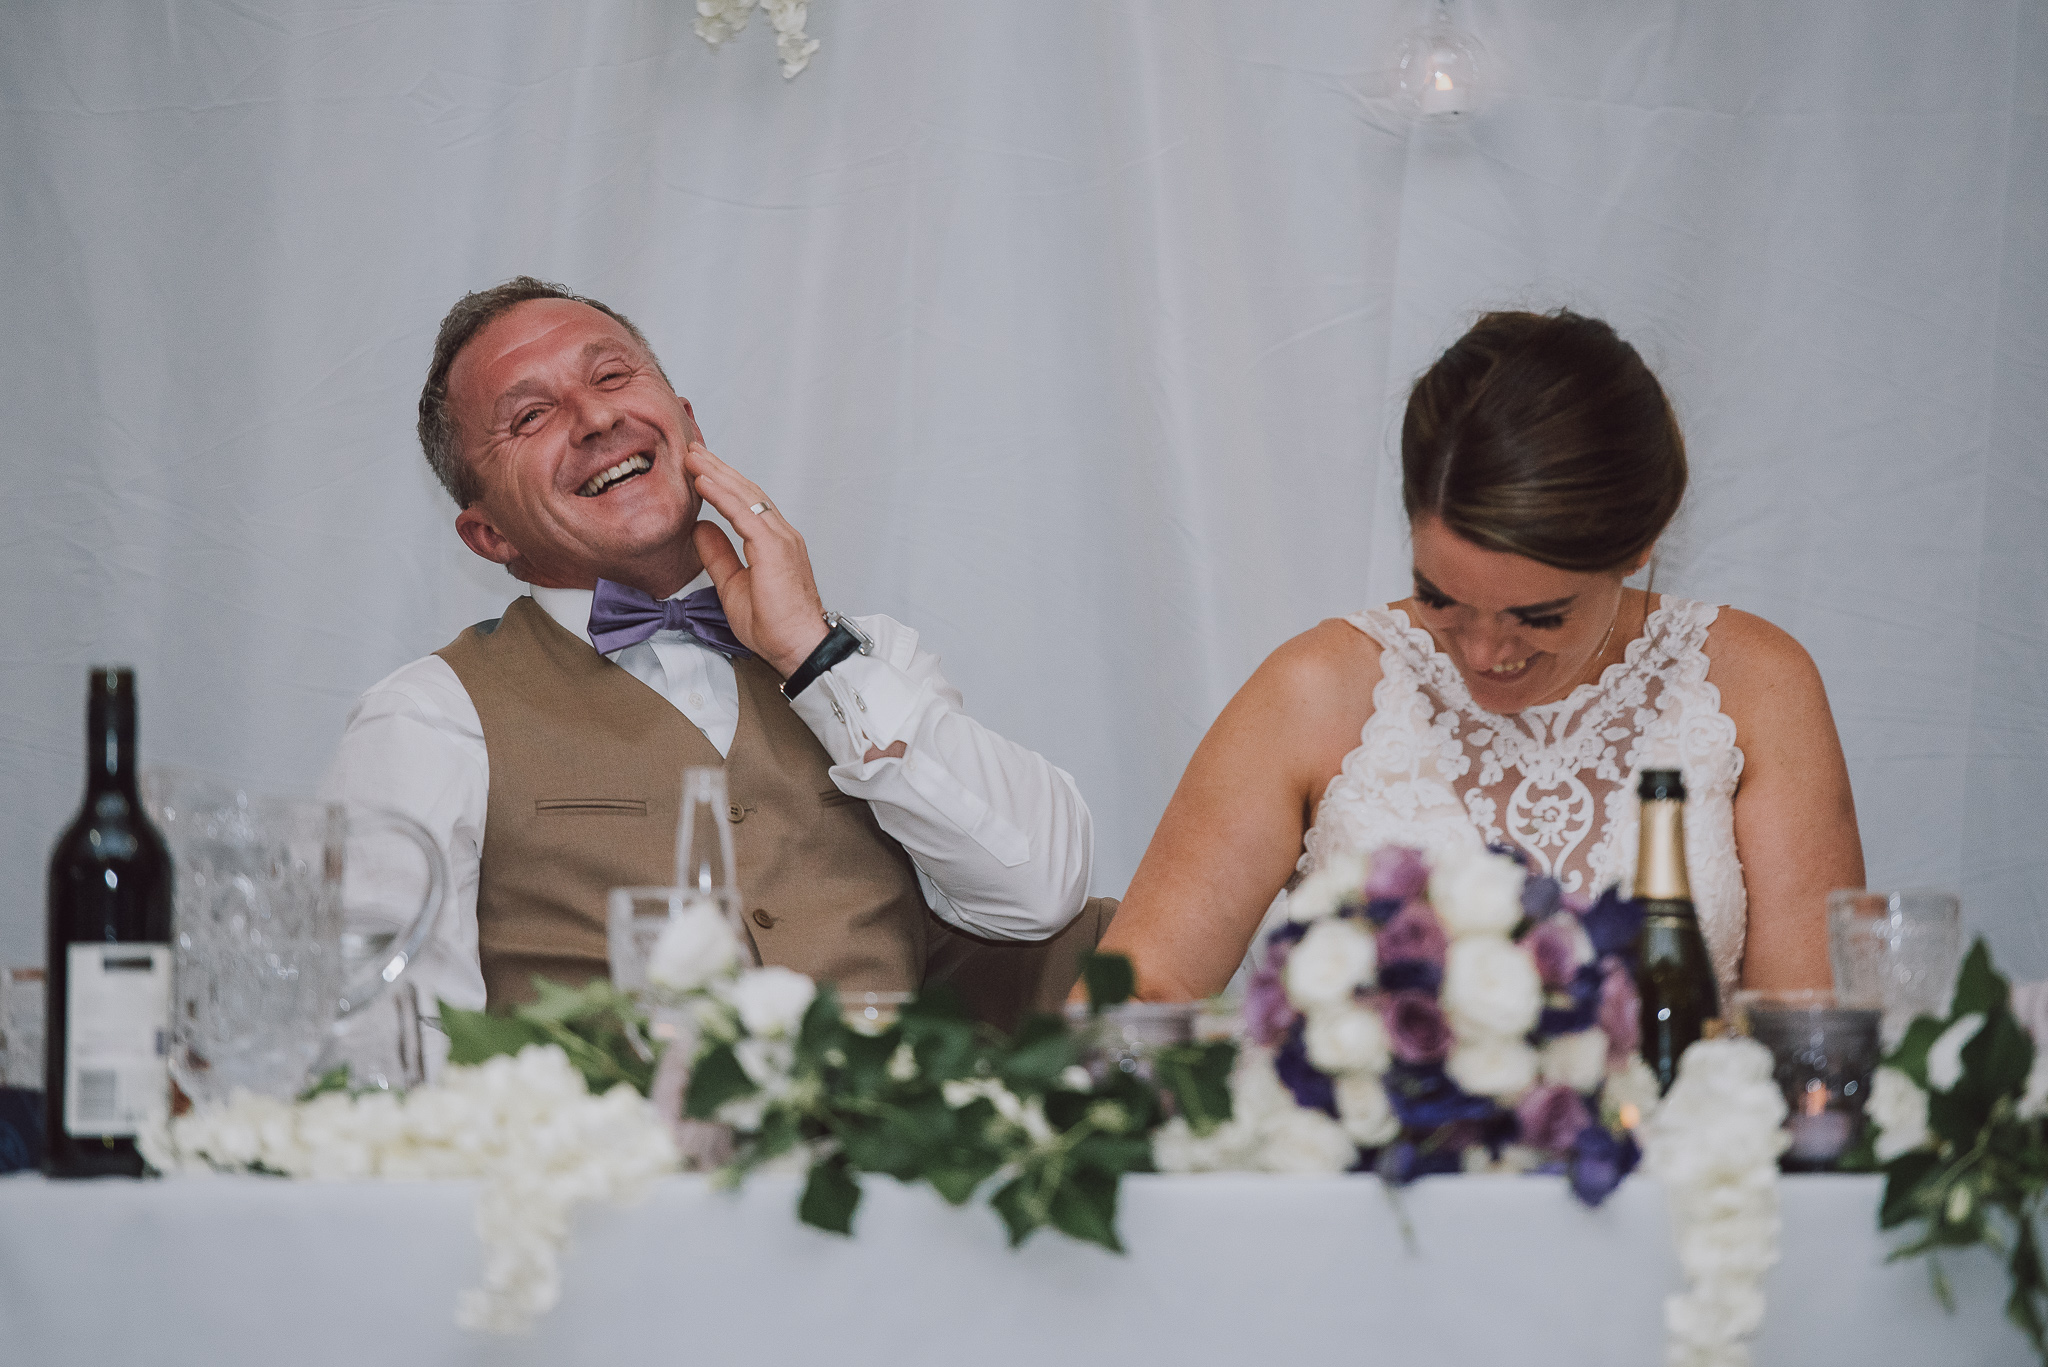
{"left": 1539, "top": 1028, "right": 1610, "bottom": 1093}
{"left": 1305, "top": 1003, "right": 1392, "bottom": 1075}
{"left": 1869, "top": 1066, "right": 1932, "bottom": 1162}
{"left": 724, "top": 966, "right": 817, "bottom": 1038}
{"left": 1257, "top": 1106, "right": 1358, "bottom": 1174}
{"left": 733, "top": 1036, "right": 795, "bottom": 1092}
{"left": 1287, "top": 851, "right": 1370, "bottom": 923}
{"left": 1445, "top": 1035, "right": 1539, "bottom": 1100}
{"left": 1926, "top": 1013, "right": 1985, "bottom": 1092}
{"left": 1428, "top": 849, "right": 1525, "bottom": 939}
{"left": 647, "top": 902, "right": 741, "bottom": 993}
{"left": 1334, "top": 1071, "right": 1400, "bottom": 1146}
{"left": 1440, "top": 937, "right": 1543, "bottom": 1039}
{"left": 1285, "top": 918, "right": 1377, "bottom": 1009}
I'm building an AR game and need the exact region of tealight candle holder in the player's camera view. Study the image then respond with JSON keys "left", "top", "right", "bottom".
{"left": 1732, "top": 990, "right": 1882, "bottom": 1171}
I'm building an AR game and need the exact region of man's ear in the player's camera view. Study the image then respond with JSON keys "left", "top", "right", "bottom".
{"left": 455, "top": 505, "right": 518, "bottom": 567}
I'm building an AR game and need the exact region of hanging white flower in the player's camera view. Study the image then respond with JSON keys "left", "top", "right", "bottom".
{"left": 694, "top": 0, "right": 821, "bottom": 79}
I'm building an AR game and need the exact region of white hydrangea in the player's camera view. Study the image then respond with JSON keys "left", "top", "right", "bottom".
{"left": 145, "top": 1044, "right": 678, "bottom": 1335}
{"left": 694, "top": 0, "right": 820, "bottom": 79}
{"left": 1285, "top": 918, "right": 1377, "bottom": 1009}
{"left": 1440, "top": 936, "right": 1542, "bottom": 1039}
{"left": 1152, "top": 1047, "right": 1354, "bottom": 1175}
{"left": 1428, "top": 848, "right": 1525, "bottom": 939}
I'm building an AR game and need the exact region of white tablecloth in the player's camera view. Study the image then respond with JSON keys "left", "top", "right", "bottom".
{"left": 0, "top": 1171, "right": 2022, "bottom": 1366}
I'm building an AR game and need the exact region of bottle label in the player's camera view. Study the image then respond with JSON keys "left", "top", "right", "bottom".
{"left": 63, "top": 943, "right": 170, "bottom": 1138}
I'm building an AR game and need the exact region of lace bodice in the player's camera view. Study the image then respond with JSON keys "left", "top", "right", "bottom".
{"left": 1299, "top": 597, "right": 1748, "bottom": 1001}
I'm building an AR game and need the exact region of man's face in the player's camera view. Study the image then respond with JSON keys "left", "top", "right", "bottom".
{"left": 448, "top": 297, "right": 703, "bottom": 590}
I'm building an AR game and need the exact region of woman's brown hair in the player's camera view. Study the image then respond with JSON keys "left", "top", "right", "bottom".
{"left": 1401, "top": 309, "right": 1686, "bottom": 573}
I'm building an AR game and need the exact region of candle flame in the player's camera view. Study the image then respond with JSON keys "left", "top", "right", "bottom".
{"left": 1618, "top": 1103, "right": 1641, "bottom": 1130}
{"left": 1433, "top": 70, "right": 1454, "bottom": 91}
{"left": 1802, "top": 1080, "right": 1828, "bottom": 1116}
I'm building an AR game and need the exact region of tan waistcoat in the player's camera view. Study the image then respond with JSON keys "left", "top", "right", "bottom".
{"left": 437, "top": 597, "right": 1112, "bottom": 1028}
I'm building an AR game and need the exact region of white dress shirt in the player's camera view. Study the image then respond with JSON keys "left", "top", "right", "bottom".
{"left": 320, "top": 582, "right": 1093, "bottom": 1031}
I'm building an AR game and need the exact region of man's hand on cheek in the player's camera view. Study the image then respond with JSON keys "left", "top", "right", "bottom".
{"left": 685, "top": 442, "right": 831, "bottom": 678}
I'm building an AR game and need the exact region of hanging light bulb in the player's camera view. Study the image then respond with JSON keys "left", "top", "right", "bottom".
{"left": 1395, "top": 0, "right": 1486, "bottom": 119}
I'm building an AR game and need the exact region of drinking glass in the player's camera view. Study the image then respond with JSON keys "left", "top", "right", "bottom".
{"left": 1733, "top": 989, "right": 1882, "bottom": 1170}
{"left": 1063, "top": 1001, "right": 1203, "bottom": 1084}
{"left": 677, "top": 765, "right": 740, "bottom": 923}
{"left": 1828, "top": 890, "right": 1964, "bottom": 1044}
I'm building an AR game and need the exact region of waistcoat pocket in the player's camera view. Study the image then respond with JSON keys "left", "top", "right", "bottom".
{"left": 534, "top": 798, "right": 649, "bottom": 817}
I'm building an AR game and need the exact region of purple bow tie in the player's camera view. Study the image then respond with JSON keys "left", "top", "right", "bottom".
{"left": 587, "top": 580, "right": 754, "bottom": 659}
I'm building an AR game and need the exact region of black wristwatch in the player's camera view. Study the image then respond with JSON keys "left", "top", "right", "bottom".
{"left": 780, "top": 611, "right": 876, "bottom": 700}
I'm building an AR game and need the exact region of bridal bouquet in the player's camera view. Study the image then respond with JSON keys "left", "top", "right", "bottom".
{"left": 1241, "top": 844, "right": 1660, "bottom": 1204}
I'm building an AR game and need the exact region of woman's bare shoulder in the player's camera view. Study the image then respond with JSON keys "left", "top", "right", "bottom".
{"left": 1698, "top": 605, "right": 1829, "bottom": 716}
{"left": 1247, "top": 615, "right": 1387, "bottom": 712}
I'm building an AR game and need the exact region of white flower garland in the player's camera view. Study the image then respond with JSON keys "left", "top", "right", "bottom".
{"left": 695, "top": 0, "right": 820, "bottom": 79}
{"left": 1639, "top": 1038, "right": 1788, "bottom": 1367}
{"left": 141, "top": 1045, "right": 679, "bottom": 1334}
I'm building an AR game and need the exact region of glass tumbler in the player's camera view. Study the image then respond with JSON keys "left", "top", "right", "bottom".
{"left": 1827, "top": 890, "right": 1964, "bottom": 1045}
{"left": 1733, "top": 989, "right": 1882, "bottom": 1170}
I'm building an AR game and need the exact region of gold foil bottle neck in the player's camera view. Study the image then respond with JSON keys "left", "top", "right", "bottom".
{"left": 1634, "top": 796, "right": 1693, "bottom": 902}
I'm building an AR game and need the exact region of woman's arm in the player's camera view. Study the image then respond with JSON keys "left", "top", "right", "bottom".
{"left": 1705, "top": 609, "right": 1865, "bottom": 992}
{"left": 1096, "top": 621, "right": 1383, "bottom": 1000}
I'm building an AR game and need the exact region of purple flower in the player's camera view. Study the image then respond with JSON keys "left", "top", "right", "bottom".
{"left": 1380, "top": 990, "right": 1454, "bottom": 1065}
{"left": 1515, "top": 1084, "right": 1594, "bottom": 1154}
{"left": 1244, "top": 963, "right": 1300, "bottom": 1049}
{"left": 1569, "top": 1125, "right": 1640, "bottom": 1207}
{"left": 1378, "top": 900, "right": 1449, "bottom": 968}
{"left": 1521, "top": 874, "right": 1563, "bottom": 921}
{"left": 1385, "top": 1061, "right": 1498, "bottom": 1130}
{"left": 1598, "top": 958, "right": 1641, "bottom": 1064}
{"left": 1578, "top": 887, "right": 1646, "bottom": 959}
{"left": 1524, "top": 915, "right": 1585, "bottom": 988}
{"left": 1365, "top": 846, "right": 1431, "bottom": 902}
{"left": 1274, "top": 1020, "right": 1337, "bottom": 1116}
{"left": 1377, "top": 1139, "right": 1464, "bottom": 1187}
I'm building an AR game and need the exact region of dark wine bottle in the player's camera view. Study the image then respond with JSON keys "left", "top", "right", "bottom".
{"left": 43, "top": 667, "right": 173, "bottom": 1177}
{"left": 1631, "top": 768, "right": 1721, "bottom": 1095}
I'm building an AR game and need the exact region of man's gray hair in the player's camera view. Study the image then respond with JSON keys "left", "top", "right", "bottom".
{"left": 417, "top": 276, "right": 659, "bottom": 507}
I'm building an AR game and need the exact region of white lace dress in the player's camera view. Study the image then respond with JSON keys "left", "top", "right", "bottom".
{"left": 1294, "top": 596, "right": 1748, "bottom": 1001}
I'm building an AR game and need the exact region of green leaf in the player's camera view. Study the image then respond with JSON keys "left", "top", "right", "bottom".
{"left": 1930, "top": 1085, "right": 1993, "bottom": 1150}
{"left": 297, "top": 1064, "right": 353, "bottom": 1101}
{"left": 1003, "top": 1019, "right": 1078, "bottom": 1088}
{"left": 1046, "top": 1166, "right": 1125, "bottom": 1253}
{"left": 1082, "top": 953, "right": 1136, "bottom": 1011}
{"left": 684, "top": 1044, "right": 756, "bottom": 1119}
{"left": 798, "top": 983, "right": 844, "bottom": 1059}
{"left": 441, "top": 1002, "right": 549, "bottom": 1066}
{"left": 1953, "top": 939, "right": 2011, "bottom": 1020}
{"left": 988, "top": 1175, "right": 1044, "bottom": 1248}
{"left": 1153, "top": 1041, "right": 1238, "bottom": 1136}
{"left": 2007, "top": 1209, "right": 2048, "bottom": 1356}
{"left": 797, "top": 1153, "right": 861, "bottom": 1236}
{"left": 926, "top": 1162, "right": 996, "bottom": 1206}
{"left": 1880, "top": 1151, "right": 1943, "bottom": 1229}
{"left": 1966, "top": 1012, "right": 2035, "bottom": 1102}
{"left": 523, "top": 975, "right": 630, "bottom": 1025}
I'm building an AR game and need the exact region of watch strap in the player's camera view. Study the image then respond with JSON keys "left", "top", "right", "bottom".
{"left": 780, "top": 621, "right": 866, "bottom": 700}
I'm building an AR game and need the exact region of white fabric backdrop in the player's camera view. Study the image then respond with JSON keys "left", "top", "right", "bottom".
{"left": 2, "top": 2, "right": 2042, "bottom": 975}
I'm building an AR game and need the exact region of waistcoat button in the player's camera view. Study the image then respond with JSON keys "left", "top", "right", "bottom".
{"left": 752, "top": 908, "right": 776, "bottom": 929}
{"left": 728, "top": 803, "right": 745, "bottom": 822}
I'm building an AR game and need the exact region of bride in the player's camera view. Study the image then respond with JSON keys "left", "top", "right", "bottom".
{"left": 1100, "top": 309, "right": 1864, "bottom": 1004}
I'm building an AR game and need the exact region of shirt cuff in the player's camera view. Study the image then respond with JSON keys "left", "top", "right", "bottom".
{"left": 783, "top": 649, "right": 926, "bottom": 763}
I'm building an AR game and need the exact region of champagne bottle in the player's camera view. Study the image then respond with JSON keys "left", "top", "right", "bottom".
{"left": 1631, "top": 768, "right": 1721, "bottom": 1095}
{"left": 43, "top": 667, "right": 173, "bottom": 1177}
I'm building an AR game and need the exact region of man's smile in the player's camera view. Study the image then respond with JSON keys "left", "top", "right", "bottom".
{"left": 576, "top": 452, "right": 653, "bottom": 497}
